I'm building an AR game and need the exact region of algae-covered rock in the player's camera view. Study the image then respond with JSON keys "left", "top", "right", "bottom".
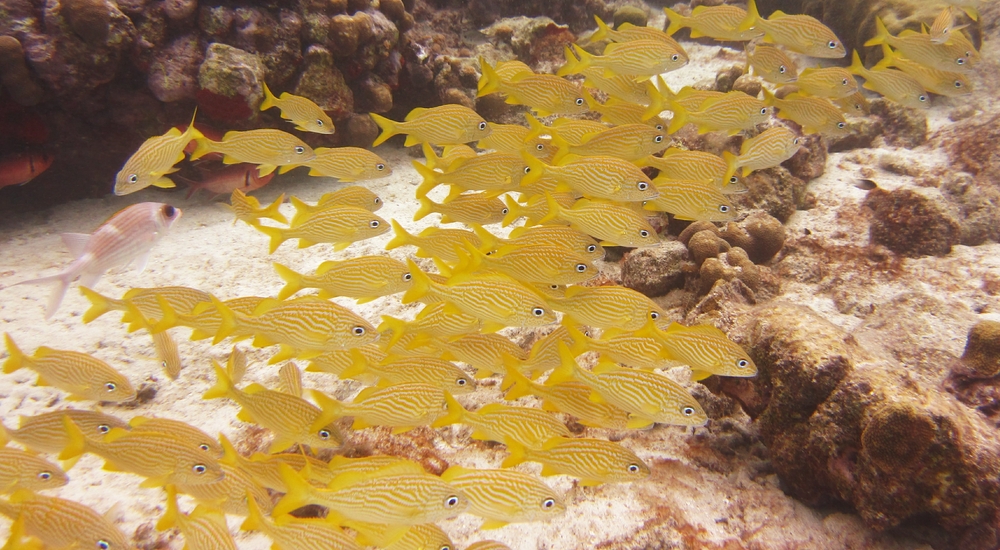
{"left": 733, "top": 166, "right": 807, "bottom": 223}
{"left": 869, "top": 98, "right": 927, "bottom": 149}
{"left": 863, "top": 188, "right": 961, "bottom": 257}
{"left": 612, "top": 5, "right": 648, "bottom": 28}
{"left": 700, "top": 247, "right": 762, "bottom": 294}
{"left": 480, "top": 16, "right": 575, "bottom": 70}
{"left": 961, "top": 321, "right": 1000, "bottom": 377}
{"left": 197, "top": 43, "right": 265, "bottom": 122}
{"left": 147, "top": 33, "right": 203, "bottom": 103}
{"left": 352, "top": 73, "right": 393, "bottom": 113}
{"left": 0, "top": 36, "right": 43, "bottom": 106}
{"left": 620, "top": 241, "right": 688, "bottom": 297}
{"left": 162, "top": 0, "right": 197, "bottom": 21}
{"left": 292, "top": 45, "right": 353, "bottom": 119}
{"left": 61, "top": 0, "right": 112, "bottom": 45}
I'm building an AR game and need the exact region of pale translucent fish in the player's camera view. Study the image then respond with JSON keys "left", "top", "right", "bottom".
{"left": 385, "top": 219, "right": 482, "bottom": 263}
{"left": 14, "top": 202, "right": 182, "bottom": 319}
{"left": 746, "top": 43, "right": 799, "bottom": 84}
{"left": 502, "top": 437, "right": 650, "bottom": 486}
{"left": 558, "top": 40, "right": 688, "bottom": 79}
{"left": 229, "top": 189, "right": 287, "bottom": 225}
{"left": 552, "top": 123, "right": 667, "bottom": 163}
{"left": 848, "top": 50, "right": 929, "bottom": 109}
{"left": 290, "top": 147, "right": 390, "bottom": 180}
{"left": 441, "top": 466, "right": 565, "bottom": 529}
{"left": 539, "top": 194, "right": 659, "bottom": 248}
{"left": 664, "top": 5, "right": 762, "bottom": 41}
{"left": 0, "top": 490, "right": 130, "bottom": 549}
{"left": 637, "top": 321, "right": 758, "bottom": 380}
{"left": 794, "top": 67, "right": 858, "bottom": 99}
{"left": 241, "top": 492, "right": 363, "bottom": 550}
{"left": 157, "top": 486, "right": 237, "bottom": 550}
{"left": 0, "top": 447, "right": 68, "bottom": 493}
{"left": 479, "top": 61, "right": 589, "bottom": 117}
{"left": 261, "top": 82, "right": 334, "bottom": 134}
{"left": 414, "top": 152, "right": 527, "bottom": 199}
{"left": 762, "top": 88, "right": 848, "bottom": 135}
{"left": 877, "top": 44, "right": 971, "bottom": 97}
{"left": 191, "top": 129, "right": 316, "bottom": 176}
{"left": 864, "top": 17, "right": 972, "bottom": 73}
{"left": 114, "top": 110, "right": 201, "bottom": 195}
{"left": 312, "top": 383, "right": 447, "bottom": 433}
{"left": 371, "top": 105, "right": 491, "bottom": 147}
{"left": 503, "top": 366, "right": 631, "bottom": 430}
{"left": 255, "top": 206, "right": 388, "bottom": 254}
{"left": 3, "top": 334, "right": 136, "bottom": 402}
{"left": 668, "top": 91, "right": 770, "bottom": 135}
{"left": 414, "top": 193, "right": 509, "bottom": 226}
{"left": 723, "top": 126, "right": 802, "bottom": 179}
{"left": 129, "top": 416, "right": 222, "bottom": 457}
{"left": 273, "top": 256, "right": 411, "bottom": 301}
{"left": 645, "top": 178, "right": 737, "bottom": 222}
{"left": 434, "top": 394, "right": 571, "bottom": 449}
{"left": 546, "top": 284, "right": 668, "bottom": 331}
{"left": 740, "top": 0, "right": 846, "bottom": 58}
{"left": 0, "top": 409, "right": 128, "bottom": 455}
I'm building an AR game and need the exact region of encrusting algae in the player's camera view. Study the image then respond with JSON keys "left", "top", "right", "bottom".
{"left": 0, "top": 1, "right": 989, "bottom": 547}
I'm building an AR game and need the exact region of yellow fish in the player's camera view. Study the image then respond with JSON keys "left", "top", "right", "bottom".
{"left": 668, "top": 91, "right": 770, "bottom": 135}
{"left": 864, "top": 17, "right": 972, "bottom": 73}
{"left": 242, "top": 492, "right": 363, "bottom": 550}
{"left": 530, "top": 116, "right": 609, "bottom": 145}
{"left": 740, "top": 0, "right": 846, "bottom": 58}
{"left": 644, "top": 83, "right": 727, "bottom": 121}
{"left": 274, "top": 463, "right": 468, "bottom": 528}
{"left": 378, "top": 304, "right": 481, "bottom": 350}
{"left": 156, "top": 486, "right": 237, "bottom": 550}
{"left": 512, "top": 325, "right": 583, "bottom": 378}
{"left": 722, "top": 126, "right": 802, "bottom": 179}
{"left": 386, "top": 219, "right": 481, "bottom": 263}
{"left": 539, "top": 194, "right": 659, "bottom": 248}
{"left": 218, "top": 435, "right": 333, "bottom": 492}
{"left": 664, "top": 5, "right": 762, "bottom": 41}
{"left": 371, "top": 104, "right": 491, "bottom": 147}
{"left": 580, "top": 67, "right": 651, "bottom": 105}
{"left": 503, "top": 192, "right": 577, "bottom": 227}
{"left": 477, "top": 121, "right": 558, "bottom": 161}
{"left": 290, "top": 187, "right": 383, "bottom": 226}
{"left": 637, "top": 149, "right": 739, "bottom": 191}
{"left": 151, "top": 295, "right": 267, "bottom": 342}
{"left": 273, "top": 256, "right": 412, "bottom": 302}
{"left": 503, "top": 365, "right": 631, "bottom": 429}
{"left": 435, "top": 394, "right": 571, "bottom": 449}
{"left": 0, "top": 490, "right": 130, "bottom": 549}
{"left": 491, "top": 59, "right": 533, "bottom": 81}
{"left": 746, "top": 43, "right": 799, "bottom": 84}
{"left": 835, "top": 91, "right": 870, "bottom": 116}
{"left": 467, "top": 542, "right": 513, "bottom": 550}
{"left": 479, "top": 61, "right": 589, "bottom": 117}
{"left": 60, "top": 417, "right": 224, "bottom": 488}
{"left": 279, "top": 362, "right": 303, "bottom": 397}
{"left": 762, "top": 88, "right": 847, "bottom": 135}
{"left": 546, "top": 284, "right": 668, "bottom": 331}
{"left": 847, "top": 50, "right": 929, "bottom": 109}
{"left": 79, "top": 285, "right": 212, "bottom": 326}
{"left": 128, "top": 416, "right": 222, "bottom": 457}
{"left": 348, "top": 521, "right": 451, "bottom": 550}
{"left": 547, "top": 343, "right": 707, "bottom": 428}
{"left": 877, "top": 44, "right": 971, "bottom": 97}
{"left": 175, "top": 455, "right": 273, "bottom": 516}
{"left": 328, "top": 455, "right": 427, "bottom": 478}
{"left": 203, "top": 361, "right": 342, "bottom": 453}
{"left": 284, "top": 146, "right": 390, "bottom": 181}
{"left": 930, "top": 6, "right": 969, "bottom": 44}
{"left": 441, "top": 466, "right": 565, "bottom": 529}
{"left": 503, "top": 437, "right": 650, "bottom": 486}
{"left": 564, "top": 323, "right": 673, "bottom": 371}
{"left": 0, "top": 409, "right": 128, "bottom": 455}
{"left": 636, "top": 321, "right": 758, "bottom": 380}
{"left": 340, "top": 352, "right": 475, "bottom": 395}
{"left": 413, "top": 152, "right": 528, "bottom": 199}
{"left": 415, "top": 193, "right": 508, "bottom": 225}
{"left": 476, "top": 224, "right": 604, "bottom": 261}
{"left": 191, "top": 129, "right": 316, "bottom": 176}
{"left": 456, "top": 240, "right": 596, "bottom": 286}
{"left": 794, "top": 66, "right": 858, "bottom": 99}
{"left": 591, "top": 16, "right": 686, "bottom": 51}
{"left": 558, "top": 41, "right": 688, "bottom": 79}
{"left": 261, "top": 82, "right": 334, "bottom": 134}
{"left": 3, "top": 334, "right": 136, "bottom": 403}
{"left": 551, "top": 123, "right": 667, "bottom": 163}
{"left": 644, "top": 178, "right": 737, "bottom": 222}
{"left": 423, "top": 143, "right": 480, "bottom": 171}
{"left": 312, "top": 383, "right": 447, "bottom": 433}
{"left": 403, "top": 260, "right": 556, "bottom": 332}
{"left": 255, "top": 205, "right": 388, "bottom": 253}
{"left": 586, "top": 93, "right": 666, "bottom": 128}
{"left": 0, "top": 447, "right": 68, "bottom": 493}
{"left": 420, "top": 332, "right": 527, "bottom": 377}
{"left": 114, "top": 110, "right": 201, "bottom": 195}
{"left": 229, "top": 189, "right": 287, "bottom": 225}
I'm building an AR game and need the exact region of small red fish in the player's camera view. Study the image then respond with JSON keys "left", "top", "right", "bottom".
{"left": 182, "top": 163, "right": 276, "bottom": 198}
{"left": 0, "top": 151, "right": 54, "bottom": 188}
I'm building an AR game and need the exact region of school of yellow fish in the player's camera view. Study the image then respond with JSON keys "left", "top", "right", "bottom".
{"left": 1, "top": 2, "right": 986, "bottom": 548}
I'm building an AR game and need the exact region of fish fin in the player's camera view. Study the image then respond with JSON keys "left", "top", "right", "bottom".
{"left": 257, "top": 164, "right": 277, "bottom": 177}
{"left": 477, "top": 58, "right": 503, "bottom": 97}
{"left": 864, "top": 17, "right": 889, "bottom": 47}
{"left": 432, "top": 392, "right": 467, "bottom": 427}
{"left": 738, "top": 0, "right": 760, "bottom": 32}
{"left": 404, "top": 107, "right": 427, "bottom": 121}
{"left": 60, "top": 233, "right": 91, "bottom": 257}
{"left": 556, "top": 44, "right": 591, "bottom": 77}
{"left": 272, "top": 463, "right": 314, "bottom": 516}
{"left": 412, "top": 160, "right": 439, "bottom": 199}
{"left": 480, "top": 519, "right": 509, "bottom": 530}
{"left": 847, "top": 49, "right": 866, "bottom": 76}
{"left": 155, "top": 485, "right": 180, "bottom": 531}
{"left": 481, "top": 321, "right": 507, "bottom": 334}
{"left": 260, "top": 82, "right": 277, "bottom": 111}
{"left": 272, "top": 262, "right": 303, "bottom": 300}
{"left": 189, "top": 137, "right": 215, "bottom": 161}
{"left": 151, "top": 176, "right": 176, "bottom": 189}
{"left": 57, "top": 417, "right": 89, "bottom": 461}
{"left": 390, "top": 425, "right": 414, "bottom": 434}
{"left": 722, "top": 151, "right": 739, "bottom": 186}
{"left": 666, "top": 101, "right": 689, "bottom": 134}
{"left": 414, "top": 197, "right": 435, "bottom": 222}
{"left": 579, "top": 478, "right": 604, "bottom": 487}
{"left": 1, "top": 334, "right": 26, "bottom": 374}
{"left": 400, "top": 259, "right": 432, "bottom": 304}
{"left": 267, "top": 436, "right": 295, "bottom": 454}
{"left": 254, "top": 225, "right": 286, "bottom": 254}
{"left": 690, "top": 369, "right": 712, "bottom": 381}
{"left": 662, "top": 7, "right": 686, "bottom": 36}
{"left": 539, "top": 464, "right": 561, "bottom": 477}
{"left": 202, "top": 359, "right": 236, "bottom": 400}
{"left": 501, "top": 439, "right": 527, "bottom": 468}
{"left": 627, "top": 416, "right": 655, "bottom": 429}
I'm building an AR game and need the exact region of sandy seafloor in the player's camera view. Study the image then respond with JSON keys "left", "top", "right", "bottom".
{"left": 2, "top": 16, "right": 1000, "bottom": 549}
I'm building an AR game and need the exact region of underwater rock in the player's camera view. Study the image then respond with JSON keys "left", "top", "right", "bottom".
{"left": 936, "top": 171, "right": 1000, "bottom": 246}
{"left": 828, "top": 117, "right": 881, "bottom": 152}
{"left": 732, "top": 74, "right": 762, "bottom": 98}
{"left": 612, "top": 4, "right": 648, "bottom": 28}
{"left": 620, "top": 241, "right": 688, "bottom": 297}
{"left": 341, "top": 113, "right": 379, "bottom": 147}
{"left": 198, "top": 5, "right": 234, "bottom": 39}
{"left": 329, "top": 14, "right": 362, "bottom": 56}
{"left": 352, "top": 73, "right": 393, "bottom": 113}
{"left": 714, "top": 65, "right": 744, "bottom": 93}
{"left": 196, "top": 43, "right": 265, "bottom": 123}
{"left": 700, "top": 247, "right": 763, "bottom": 294}
{"left": 733, "top": 166, "right": 807, "bottom": 223}
{"left": 464, "top": 0, "right": 612, "bottom": 34}
{"left": 480, "top": 16, "right": 576, "bottom": 70}
{"left": 869, "top": 98, "right": 927, "bottom": 149}
{"left": 162, "top": 0, "right": 198, "bottom": 22}
{"left": 687, "top": 229, "right": 730, "bottom": 268}
{"left": 960, "top": 321, "right": 1000, "bottom": 378}
{"left": 0, "top": 36, "right": 43, "bottom": 106}
{"left": 128, "top": 1, "right": 167, "bottom": 71}
{"left": 60, "top": 0, "right": 112, "bottom": 45}
{"left": 785, "top": 133, "right": 826, "bottom": 181}
{"left": 230, "top": 7, "right": 303, "bottom": 87}
{"left": 722, "top": 212, "right": 786, "bottom": 264}
{"left": 379, "top": 0, "right": 407, "bottom": 22}
{"left": 863, "top": 187, "right": 961, "bottom": 257}
{"left": 353, "top": 11, "right": 399, "bottom": 74}
{"left": 293, "top": 45, "right": 354, "bottom": 119}
{"left": 147, "top": 33, "right": 203, "bottom": 103}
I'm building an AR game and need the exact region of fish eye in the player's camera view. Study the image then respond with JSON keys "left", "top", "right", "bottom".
{"left": 403, "top": 272, "right": 412, "bottom": 281}
{"left": 98, "top": 424, "right": 111, "bottom": 434}
{"left": 954, "top": 81, "right": 963, "bottom": 88}
{"left": 729, "top": 176, "right": 738, "bottom": 184}
{"left": 627, "top": 464, "right": 640, "bottom": 474}
{"left": 650, "top": 311, "right": 659, "bottom": 320}
{"left": 317, "top": 119, "right": 324, "bottom": 126}
{"left": 38, "top": 471, "right": 51, "bottom": 480}
{"left": 719, "top": 205, "right": 730, "bottom": 213}
{"left": 162, "top": 205, "right": 177, "bottom": 218}
{"left": 376, "top": 163, "right": 385, "bottom": 170}
{"left": 965, "top": 51, "right": 971, "bottom": 57}
{"left": 536, "top": 143, "right": 544, "bottom": 150}
{"left": 294, "top": 146, "right": 305, "bottom": 154}
{"left": 575, "top": 98, "right": 585, "bottom": 106}
{"left": 319, "top": 429, "right": 331, "bottom": 439}
{"left": 828, "top": 40, "right": 838, "bottom": 49}
{"left": 128, "top": 174, "right": 138, "bottom": 183}
{"left": 199, "top": 444, "right": 210, "bottom": 451}
{"left": 370, "top": 220, "right": 380, "bottom": 228}
{"left": 524, "top": 166, "right": 531, "bottom": 174}
{"left": 374, "top": 197, "right": 382, "bottom": 204}
{"left": 654, "top": 135, "right": 663, "bottom": 143}
{"left": 445, "top": 495, "right": 460, "bottom": 508}
{"left": 532, "top": 307, "right": 545, "bottom": 317}
{"left": 501, "top": 208, "right": 509, "bottom": 214}
{"left": 779, "top": 65, "right": 786, "bottom": 74}
{"left": 737, "top": 359, "right": 750, "bottom": 369}
{"left": 105, "top": 382, "right": 117, "bottom": 392}
{"left": 97, "top": 541, "right": 110, "bottom": 550}
{"left": 639, "top": 229, "right": 650, "bottom": 238}
{"left": 760, "top": 107, "right": 768, "bottom": 115}
{"left": 161, "top": 360, "right": 168, "bottom": 368}
{"left": 655, "top": 124, "right": 664, "bottom": 131}
{"left": 956, "top": 58, "right": 965, "bottom": 65}
{"left": 586, "top": 244, "right": 597, "bottom": 253}
{"left": 841, "top": 78, "right": 849, "bottom": 86}
{"left": 637, "top": 181, "right": 648, "bottom": 191}
{"left": 682, "top": 406, "right": 696, "bottom": 416}
{"left": 918, "top": 95, "right": 927, "bottom": 102}
{"left": 478, "top": 121, "right": 488, "bottom": 130}
{"left": 575, "top": 263, "right": 587, "bottom": 272}
{"left": 671, "top": 54, "right": 680, "bottom": 62}
{"left": 792, "top": 138, "right": 799, "bottom": 145}
{"left": 543, "top": 498, "right": 556, "bottom": 509}
{"left": 192, "top": 464, "right": 207, "bottom": 474}
{"left": 457, "top": 378, "right": 467, "bottom": 386}
{"left": 352, "top": 326, "right": 366, "bottom": 336}
{"left": 837, "top": 122, "right": 846, "bottom": 129}
{"left": 440, "top": 546, "right": 451, "bottom": 550}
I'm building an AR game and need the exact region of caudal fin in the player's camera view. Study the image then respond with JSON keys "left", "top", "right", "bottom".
{"left": 663, "top": 8, "right": 688, "bottom": 36}
{"left": 2, "top": 333, "right": 25, "bottom": 374}
{"left": 385, "top": 219, "right": 414, "bottom": 250}
{"left": 272, "top": 262, "right": 303, "bottom": 300}
{"left": 370, "top": 113, "right": 400, "bottom": 147}
{"left": 254, "top": 225, "right": 286, "bottom": 255}
{"left": 864, "top": 17, "right": 890, "bottom": 47}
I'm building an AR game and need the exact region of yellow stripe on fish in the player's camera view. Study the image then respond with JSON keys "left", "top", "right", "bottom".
{"left": 591, "top": 16, "right": 686, "bottom": 51}
{"left": 371, "top": 104, "right": 491, "bottom": 147}
{"left": 636, "top": 321, "right": 758, "bottom": 380}
{"left": 835, "top": 91, "right": 870, "bottom": 116}
{"left": 273, "top": 256, "right": 412, "bottom": 302}
{"left": 260, "top": 82, "right": 334, "bottom": 134}
{"left": 441, "top": 466, "right": 565, "bottom": 529}
{"left": 585, "top": 93, "right": 666, "bottom": 128}
{"left": 877, "top": 44, "right": 971, "bottom": 97}
{"left": 664, "top": 5, "right": 762, "bottom": 41}
{"left": 386, "top": 219, "right": 482, "bottom": 263}
{"left": 191, "top": 129, "right": 316, "bottom": 177}
{"left": 864, "top": 16, "right": 972, "bottom": 73}
{"left": 175, "top": 458, "right": 273, "bottom": 516}
{"left": 0, "top": 447, "right": 68, "bottom": 493}
{"left": 491, "top": 59, "right": 533, "bottom": 81}
{"left": 290, "top": 187, "right": 383, "bottom": 227}
{"left": 128, "top": 416, "right": 222, "bottom": 457}
{"left": 739, "top": 0, "right": 845, "bottom": 58}
{"left": 930, "top": 6, "right": 968, "bottom": 44}
{"left": 545, "top": 284, "right": 668, "bottom": 331}
{"left": 539, "top": 194, "right": 659, "bottom": 248}
{"left": 0, "top": 409, "right": 128, "bottom": 455}
{"left": 114, "top": 110, "right": 201, "bottom": 195}
{"left": 502, "top": 192, "right": 577, "bottom": 227}
{"left": 580, "top": 67, "right": 651, "bottom": 105}
{"left": 668, "top": 91, "right": 770, "bottom": 135}
{"left": 229, "top": 189, "right": 287, "bottom": 225}
{"left": 551, "top": 123, "right": 667, "bottom": 163}
{"left": 558, "top": 40, "right": 688, "bottom": 79}
{"left": 414, "top": 192, "right": 509, "bottom": 226}
{"left": 564, "top": 323, "right": 673, "bottom": 371}
{"left": 644, "top": 83, "right": 727, "bottom": 121}
{"left": 637, "top": 148, "right": 739, "bottom": 191}
{"left": 203, "top": 360, "right": 342, "bottom": 453}
{"left": 218, "top": 434, "right": 333, "bottom": 493}
{"left": 3, "top": 334, "right": 136, "bottom": 403}
{"left": 479, "top": 61, "right": 589, "bottom": 117}
{"left": 377, "top": 303, "right": 481, "bottom": 350}
{"left": 340, "top": 352, "right": 475, "bottom": 395}
{"left": 348, "top": 521, "right": 452, "bottom": 550}
{"left": 0, "top": 490, "right": 130, "bottom": 549}
{"left": 242, "top": 491, "right": 363, "bottom": 550}
{"left": 746, "top": 43, "right": 799, "bottom": 84}
{"left": 848, "top": 50, "right": 929, "bottom": 109}
{"left": 644, "top": 177, "right": 738, "bottom": 222}
{"left": 414, "top": 152, "right": 528, "bottom": 199}
{"left": 467, "top": 542, "right": 514, "bottom": 550}
{"left": 254, "top": 205, "right": 388, "bottom": 253}
{"left": 532, "top": 116, "right": 609, "bottom": 145}
{"left": 420, "top": 332, "right": 527, "bottom": 377}
{"left": 502, "top": 437, "right": 650, "bottom": 486}
{"left": 311, "top": 382, "right": 447, "bottom": 433}
{"left": 794, "top": 66, "right": 858, "bottom": 99}
{"left": 503, "top": 365, "right": 631, "bottom": 430}
{"left": 434, "top": 394, "right": 571, "bottom": 449}
{"left": 284, "top": 146, "right": 390, "bottom": 181}
{"left": 477, "top": 224, "right": 604, "bottom": 261}
{"left": 454, "top": 240, "right": 596, "bottom": 286}
{"left": 722, "top": 126, "right": 802, "bottom": 180}
{"left": 762, "top": 88, "right": 847, "bottom": 135}
{"left": 156, "top": 486, "right": 237, "bottom": 550}
{"left": 151, "top": 295, "right": 266, "bottom": 342}
{"left": 79, "top": 285, "right": 212, "bottom": 329}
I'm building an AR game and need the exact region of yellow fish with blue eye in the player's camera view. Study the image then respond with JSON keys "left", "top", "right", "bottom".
{"left": 454, "top": 240, "right": 597, "bottom": 286}
{"left": 242, "top": 491, "right": 363, "bottom": 550}
{"left": 0, "top": 490, "right": 131, "bottom": 550}
{"left": 739, "top": 0, "right": 846, "bottom": 58}
{"left": 371, "top": 104, "right": 491, "bottom": 147}
{"left": 254, "top": 205, "right": 389, "bottom": 253}
{"left": 545, "top": 284, "right": 669, "bottom": 331}
{"left": 441, "top": 466, "right": 565, "bottom": 530}
{"left": 287, "top": 147, "right": 390, "bottom": 181}
{"left": 261, "top": 82, "right": 334, "bottom": 134}
{"left": 434, "top": 393, "right": 571, "bottom": 449}
{"left": 478, "top": 61, "right": 589, "bottom": 117}
{"left": 340, "top": 352, "right": 475, "bottom": 396}
{"left": 191, "top": 129, "right": 316, "bottom": 177}
{"left": 0, "top": 447, "right": 68, "bottom": 493}
{"left": 3, "top": 334, "right": 136, "bottom": 403}
{"left": 551, "top": 123, "right": 668, "bottom": 163}
{"left": 156, "top": 485, "right": 237, "bottom": 550}
{"left": 667, "top": 91, "right": 770, "bottom": 135}
{"left": 503, "top": 437, "right": 650, "bottom": 486}
{"left": 538, "top": 194, "right": 659, "bottom": 248}
{"left": 558, "top": 41, "right": 688, "bottom": 79}
{"left": 273, "top": 256, "right": 413, "bottom": 302}
{"left": 635, "top": 321, "right": 758, "bottom": 380}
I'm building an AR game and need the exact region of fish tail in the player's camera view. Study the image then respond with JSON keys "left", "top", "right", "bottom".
{"left": 550, "top": 134, "right": 572, "bottom": 165}
{"left": 501, "top": 439, "right": 527, "bottom": 468}
{"left": 272, "top": 262, "right": 303, "bottom": 300}
{"left": 477, "top": 58, "right": 502, "bottom": 97}
{"left": 189, "top": 136, "right": 216, "bottom": 161}
{"left": 385, "top": 219, "right": 413, "bottom": 250}
{"left": 2, "top": 333, "right": 25, "bottom": 374}
{"left": 240, "top": 489, "right": 267, "bottom": 532}
{"left": 545, "top": 342, "right": 578, "bottom": 385}
{"left": 57, "top": 417, "right": 89, "bottom": 461}
{"left": 79, "top": 286, "right": 112, "bottom": 324}
{"left": 722, "top": 151, "right": 740, "bottom": 186}
{"left": 642, "top": 81, "right": 666, "bottom": 121}
{"left": 414, "top": 197, "right": 435, "bottom": 222}
{"left": 260, "top": 194, "right": 288, "bottom": 224}
{"left": 848, "top": 50, "right": 866, "bottom": 76}
{"left": 146, "top": 295, "right": 176, "bottom": 334}
{"left": 182, "top": 108, "right": 203, "bottom": 146}
{"left": 663, "top": 7, "right": 687, "bottom": 36}
{"left": 519, "top": 150, "right": 546, "bottom": 187}
{"left": 876, "top": 44, "right": 897, "bottom": 69}
{"left": 537, "top": 192, "right": 564, "bottom": 225}
{"left": 501, "top": 195, "right": 522, "bottom": 227}
{"left": 556, "top": 45, "right": 589, "bottom": 77}
{"left": 666, "top": 101, "right": 689, "bottom": 134}
{"left": 0, "top": 421, "right": 9, "bottom": 447}
{"left": 525, "top": 113, "right": 547, "bottom": 141}
{"left": 338, "top": 348, "right": 371, "bottom": 380}
{"left": 737, "top": 0, "right": 760, "bottom": 32}
{"left": 760, "top": 86, "right": 777, "bottom": 107}
{"left": 401, "top": 259, "right": 431, "bottom": 304}
{"left": 500, "top": 353, "right": 533, "bottom": 398}
{"left": 211, "top": 296, "right": 238, "bottom": 344}
{"left": 471, "top": 224, "right": 498, "bottom": 252}
{"left": 255, "top": 225, "right": 287, "bottom": 255}
{"left": 203, "top": 359, "right": 236, "bottom": 400}
{"left": 961, "top": 6, "right": 979, "bottom": 22}
{"left": 377, "top": 316, "right": 408, "bottom": 350}
{"left": 431, "top": 392, "right": 467, "bottom": 427}
{"left": 272, "top": 463, "right": 314, "bottom": 516}
{"left": 592, "top": 15, "right": 612, "bottom": 42}
{"left": 864, "top": 17, "right": 889, "bottom": 47}
{"left": 289, "top": 196, "right": 314, "bottom": 226}
{"left": 155, "top": 485, "right": 181, "bottom": 531}
{"left": 412, "top": 160, "right": 439, "bottom": 199}
{"left": 369, "top": 113, "right": 399, "bottom": 147}
{"left": 260, "top": 82, "right": 277, "bottom": 112}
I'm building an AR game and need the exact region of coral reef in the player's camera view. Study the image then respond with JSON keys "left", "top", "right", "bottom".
{"left": 0, "top": 36, "right": 42, "bottom": 106}
{"left": 196, "top": 43, "right": 265, "bottom": 123}
{"left": 863, "top": 188, "right": 961, "bottom": 257}
{"left": 960, "top": 321, "right": 1000, "bottom": 378}
{"left": 60, "top": 0, "right": 113, "bottom": 45}
{"left": 620, "top": 241, "right": 688, "bottom": 297}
